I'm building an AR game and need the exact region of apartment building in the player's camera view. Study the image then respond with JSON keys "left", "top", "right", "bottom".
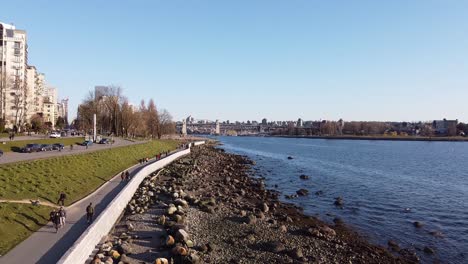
{"left": 0, "top": 22, "right": 28, "bottom": 129}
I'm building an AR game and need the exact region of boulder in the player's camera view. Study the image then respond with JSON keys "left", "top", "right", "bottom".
{"left": 279, "top": 225, "right": 287, "bottom": 233}
{"left": 289, "top": 248, "right": 303, "bottom": 259}
{"left": 172, "top": 245, "right": 188, "bottom": 256}
{"left": 296, "top": 189, "right": 309, "bottom": 196}
{"left": 299, "top": 175, "right": 309, "bottom": 180}
{"left": 266, "top": 241, "right": 286, "bottom": 253}
{"left": 424, "top": 246, "right": 435, "bottom": 254}
{"left": 175, "top": 229, "right": 190, "bottom": 242}
{"left": 154, "top": 258, "right": 169, "bottom": 264}
{"left": 334, "top": 197, "right": 344, "bottom": 206}
{"left": 413, "top": 221, "right": 423, "bottom": 228}
{"left": 245, "top": 215, "right": 257, "bottom": 224}
{"left": 261, "top": 203, "right": 269, "bottom": 213}
{"left": 167, "top": 206, "right": 177, "bottom": 215}
{"left": 165, "top": 235, "right": 175, "bottom": 246}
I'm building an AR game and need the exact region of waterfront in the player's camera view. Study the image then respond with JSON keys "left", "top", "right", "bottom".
{"left": 214, "top": 136, "right": 468, "bottom": 263}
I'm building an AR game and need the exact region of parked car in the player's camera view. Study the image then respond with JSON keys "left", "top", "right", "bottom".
{"left": 52, "top": 143, "right": 65, "bottom": 150}
{"left": 81, "top": 140, "right": 93, "bottom": 147}
{"left": 21, "top": 144, "right": 42, "bottom": 153}
{"left": 40, "top": 144, "right": 54, "bottom": 151}
{"left": 99, "top": 138, "right": 110, "bottom": 144}
{"left": 50, "top": 131, "right": 61, "bottom": 138}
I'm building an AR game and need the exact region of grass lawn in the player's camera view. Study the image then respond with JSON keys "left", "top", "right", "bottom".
{"left": 0, "top": 137, "right": 85, "bottom": 153}
{"left": 0, "top": 140, "right": 178, "bottom": 205}
{"left": 0, "top": 203, "right": 52, "bottom": 255}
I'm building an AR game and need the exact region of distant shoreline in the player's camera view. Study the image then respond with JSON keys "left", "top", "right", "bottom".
{"left": 267, "top": 135, "right": 468, "bottom": 142}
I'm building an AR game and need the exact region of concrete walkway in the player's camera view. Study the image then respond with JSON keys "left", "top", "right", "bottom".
{"left": 0, "top": 153, "right": 176, "bottom": 264}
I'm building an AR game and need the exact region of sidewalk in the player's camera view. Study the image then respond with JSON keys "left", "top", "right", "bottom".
{"left": 0, "top": 154, "right": 171, "bottom": 264}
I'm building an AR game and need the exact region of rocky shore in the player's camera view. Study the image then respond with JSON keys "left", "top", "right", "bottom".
{"left": 92, "top": 143, "right": 418, "bottom": 264}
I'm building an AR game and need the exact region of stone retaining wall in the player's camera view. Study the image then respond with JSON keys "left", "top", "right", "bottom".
{"left": 58, "top": 141, "right": 205, "bottom": 264}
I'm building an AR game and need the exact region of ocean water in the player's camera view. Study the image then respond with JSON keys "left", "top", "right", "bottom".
{"left": 211, "top": 136, "right": 468, "bottom": 263}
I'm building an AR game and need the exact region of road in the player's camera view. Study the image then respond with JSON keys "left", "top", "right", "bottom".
{"left": 0, "top": 152, "right": 174, "bottom": 264}
{"left": 0, "top": 137, "right": 143, "bottom": 165}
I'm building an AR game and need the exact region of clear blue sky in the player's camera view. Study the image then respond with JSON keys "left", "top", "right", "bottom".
{"left": 2, "top": 1, "right": 468, "bottom": 122}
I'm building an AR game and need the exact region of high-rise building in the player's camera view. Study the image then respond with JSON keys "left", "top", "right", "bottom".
{"left": 43, "top": 86, "right": 57, "bottom": 128}
{"left": 0, "top": 22, "right": 28, "bottom": 128}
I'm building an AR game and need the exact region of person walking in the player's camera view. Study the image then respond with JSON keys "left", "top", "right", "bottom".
{"left": 59, "top": 207, "right": 67, "bottom": 227}
{"left": 120, "top": 172, "right": 125, "bottom": 182}
{"left": 57, "top": 192, "right": 66, "bottom": 206}
{"left": 86, "top": 203, "right": 94, "bottom": 224}
{"left": 70, "top": 144, "right": 74, "bottom": 151}
{"left": 125, "top": 170, "right": 130, "bottom": 181}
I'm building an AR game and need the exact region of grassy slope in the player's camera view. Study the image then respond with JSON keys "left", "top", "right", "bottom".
{"left": 0, "top": 137, "right": 85, "bottom": 153}
{"left": 0, "top": 140, "right": 178, "bottom": 205}
{"left": 0, "top": 203, "right": 52, "bottom": 255}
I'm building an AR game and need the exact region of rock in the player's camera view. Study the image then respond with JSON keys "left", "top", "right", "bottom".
{"left": 239, "top": 210, "right": 247, "bottom": 217}
{"left": 206, "top": 242, "right": 216, "bottom": 253}
{"left": 315, "top": 190, "right": 323, "bottom": 196}
{"left": 261, "top": 203, "right": 269, "bottom": 213}
{"left": 388, "top": 240, "right": 400, "bottom": 251}
{"left": 110, "top": 250, "right": 120, "bottom": 260}
{"left": 429, "top": 231, "right": 444, "bottom": 238}
{"left": 289, "top": 248, "right": 303, "bottom": 259}
{"left": 299, "top": 174, "right": 309, "bottom": 180}
{"left": 172, "top": 245, "right": 188, "bottom": 256}
{"left": 186, "top": 240, "right": 194, "bottom": 248}
{"left": 175, "top": 229, "right": 190, "bottom": 242}
{"left": 101, "top": 242, "right": 113, "bottom": 252}
{"left": 334, "top": 197, "right": 344, "bottom": 206}
{"left": 266, "top": 241, "right": 286, "bottom": 253}
{"left": 97, "top": 253, "right": 106, "bottom": 260}
{"left": 167, "top": 206, "right": 177, "bottom": 215}
{"left": 120, "top": 254, "right": 131, "bottom": 264}
{"left": 165, "top": 235, "right": 175, "bottom": 246}
{"left": 126, "top": 223, "right": 134, "bottom": 231}
{"left": 119, "top": 243, "right": 133, "bottom": 255}
{"left": 296, "top": 189, "right": 309, "bottom": 196}
{"left": 155, "top": 258, "right": 169, "bottom": 264}
{"left": 105, "top": 257, "right": 113, "bottom": 264}
{"left": 321, "top": 226, "right": 336, "bottom": 237}
{"left": 187, "top": 253, "right": 200, "bottom": 264}
{"left": 424, "top": 246, "right": 435, "bottom": 254}
{"left": 287, "top": 156, "right": 293, "bottom": 160}
{"left": 279, "top": 225, "right": 287, "bottom": 233}
{"left": 245, "top": 215, "right": 257, "bottom": 224}
{"left": 174, "top": 199, "right": 189, "bottom": 208}
{"left": 413, "top": 221, "right": 423, "bottom": 228}
{"left": 157, "top": 215, "right": 166, "bottom": 225}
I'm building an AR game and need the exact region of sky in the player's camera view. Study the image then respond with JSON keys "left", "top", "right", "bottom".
{"left": 2, "top": 1, "right": 468, "bottom": 122}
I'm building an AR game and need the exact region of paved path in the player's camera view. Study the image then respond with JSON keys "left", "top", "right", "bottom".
{"left": 0, "top": 153, "right": 176, "bottom": 264}
{"left": 0, "top": 199, "right": 60, "bottom": 208}
{"left": 0, "top": 138, "right": 143, "bottom": 165}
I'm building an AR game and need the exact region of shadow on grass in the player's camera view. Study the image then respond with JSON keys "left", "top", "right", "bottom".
{"left": 14, "top": 219, "right": 34, "bottom": 232}
{"left": 19, "top": 212, "right": 43, "bottom": 227}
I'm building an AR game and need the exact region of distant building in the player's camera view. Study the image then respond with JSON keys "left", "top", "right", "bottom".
{"left": 433, "top": 119, "right": 458, "bottom": 136}
{"left": 0, "top": 22, "right": 28, "bottom": 128}
{"left": 94, "top": 86, "right": 110, "bottom": 100}
{"left": 297, "top": 118, "right": 303, "bottom": 127}
{"left": 262, "top": 118, "right": 267, "bottom": 125}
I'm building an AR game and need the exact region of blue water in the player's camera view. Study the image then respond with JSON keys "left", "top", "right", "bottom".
{"left": 212, "top": 136, "right": 468, "bottom": 263}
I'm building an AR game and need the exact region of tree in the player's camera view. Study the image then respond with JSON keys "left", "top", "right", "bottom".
{"left": 146, "top": 99, "right": 160, "bottom": 139}
{"left": 159, "top": 109, "right": 176, "bottom": 136}
{"left": 30, "top": 114, "right": 45, "bottom": 133}
{"left": 56, "top": 116, "right": 66, "bottom": 130}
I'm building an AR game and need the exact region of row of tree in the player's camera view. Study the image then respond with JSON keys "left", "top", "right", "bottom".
{"left": 75, "top": 86, "right": 175, "bottom": 138}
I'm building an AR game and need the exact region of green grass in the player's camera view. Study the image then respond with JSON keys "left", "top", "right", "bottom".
{"left": 0, "top": 203, "right": 52, "bottom": 255}
{"left": 0, "top": 137, "right": 85, "bottom": 153}
{"left": 0, "top": 140, "right": 178, "bottom": 205}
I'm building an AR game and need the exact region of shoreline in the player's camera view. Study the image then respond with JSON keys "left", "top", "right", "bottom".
{"left": 93, "top": 143, "right": 417, "bottom": 263}
{"left": 267, "top": 135, "right": 468, "bottom": 142}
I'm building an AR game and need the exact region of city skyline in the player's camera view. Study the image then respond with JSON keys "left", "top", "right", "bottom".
{"left": 2, "top": 1, "right": 468, "bottom": 122}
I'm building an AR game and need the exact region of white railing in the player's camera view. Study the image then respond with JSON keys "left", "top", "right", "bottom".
{"left": 58, "top": 141, "right": 205, "bottom": 264}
